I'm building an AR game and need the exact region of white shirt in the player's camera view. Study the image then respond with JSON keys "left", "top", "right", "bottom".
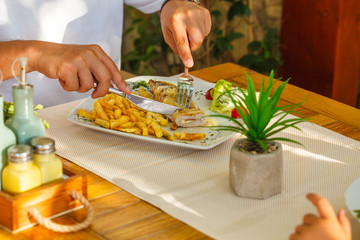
{"left": 0, "top": 0, "right": 162, "bottom": 107}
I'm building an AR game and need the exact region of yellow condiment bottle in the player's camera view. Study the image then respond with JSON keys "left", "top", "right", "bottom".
{"left": 2, "top": 144, "right": 41, "bottom": 194}
{"left": 30, "top": 137, "right": 63, "bottom": 184}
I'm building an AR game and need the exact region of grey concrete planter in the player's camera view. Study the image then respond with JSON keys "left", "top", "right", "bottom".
{"left": 229, "top": 138, "right": 283, "bottom": 199}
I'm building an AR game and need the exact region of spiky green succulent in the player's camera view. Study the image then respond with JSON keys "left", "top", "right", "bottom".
{"left": 209, "top": 70, "right": 307, "bottom": 150}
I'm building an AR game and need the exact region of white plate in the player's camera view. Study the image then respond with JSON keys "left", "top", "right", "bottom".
{"left": 66, "top": 76, "right": 237, "bottom": 150}
{"left": 345, "top": 177, "right": 360, "bottom": 222}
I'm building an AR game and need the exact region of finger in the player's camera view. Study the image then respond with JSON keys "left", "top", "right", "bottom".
{"left": 289, "top": 233, "right": 299, "bottom": 240}
{"left": 202, "top": 9, "right": 212, "bottom": 36}
{"left": 303, "top": 213, "right": 318, "bottom": 225}
{"left": 77, "top": 68, "right": 95, "bottom": 93}
{"left": 90, "top": 63, "right": 111, "bottom": 99}
{"left": 306, "top": 193, "right": 337, "bottom": 219}
{"left": 163, "top": 28, "right": 179, "bottom": 55}
{"left": 57, "top": 68, "right": 79, "bottom": 92}
{"left": 337, "top": 209, "right": 352, "bottom": 239}
{"left": 187, "top": 27, "right": 204, "bottom": 51}
{"left": 295, "top": 224, "right": 307, "bottom": 234}
{"left": 92, "top": 46, "right": 131, "bottom": 94}
{"left": 172, "top": 22, "right": 193, "bottom": 67}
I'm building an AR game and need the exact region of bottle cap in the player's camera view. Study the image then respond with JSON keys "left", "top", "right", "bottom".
{"left": 30, "top": 137, "right": 56, "bottom": 155}
{"left": 8, "top": 144, "right": 33, "bottom": 163}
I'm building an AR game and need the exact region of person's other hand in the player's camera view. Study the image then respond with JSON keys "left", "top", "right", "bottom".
{"left": 289, "top": 193, "right": 352, "bottom": 240}
{"left": 30, "top": 41, "right": 131, "bottom": 98}
{"left": 160, "top": 1, "right": 211, "bottom": 68}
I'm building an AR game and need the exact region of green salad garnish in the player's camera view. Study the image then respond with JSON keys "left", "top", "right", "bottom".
{"left": 127, "top": 80, "right": 150, "bottom": 90}
{"left": 209, "top": 79, "right": 246, "bottom": 117}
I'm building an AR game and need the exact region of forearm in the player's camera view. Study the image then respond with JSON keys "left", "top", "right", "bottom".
{"left": 0, "top": 40, "right": 41, "bottom": 80}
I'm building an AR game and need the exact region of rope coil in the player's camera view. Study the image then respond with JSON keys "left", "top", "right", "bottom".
{"left": 28, "top": 190, "right": 94, "bottom": 233}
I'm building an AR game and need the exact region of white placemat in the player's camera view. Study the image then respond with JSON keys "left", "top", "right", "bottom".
{"left": 38, "top": 84, "right": 360, "bottom": 240}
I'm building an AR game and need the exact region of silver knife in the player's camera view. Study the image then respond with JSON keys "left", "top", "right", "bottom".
{"left": 94, "top": 83, "right": 181, "bottom": 115}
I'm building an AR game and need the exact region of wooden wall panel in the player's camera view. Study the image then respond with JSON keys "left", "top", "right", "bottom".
{"left": 279, "top": 0, "right": 360, "bottom": 106}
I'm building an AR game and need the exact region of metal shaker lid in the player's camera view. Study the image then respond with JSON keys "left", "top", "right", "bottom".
{"left": 30, "top": 137, "right": 56, "bottom": 155}
{"left": 8, "top": 144, "right": 33, "bottom": 163}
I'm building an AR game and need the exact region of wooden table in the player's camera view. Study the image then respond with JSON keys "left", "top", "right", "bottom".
{"left": 1, "top": 63, "right": 359, "bottom": 240}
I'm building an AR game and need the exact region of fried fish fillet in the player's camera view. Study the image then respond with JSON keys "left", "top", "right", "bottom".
{"left": 148, "top": 79, "right": 205, "bottom": 128}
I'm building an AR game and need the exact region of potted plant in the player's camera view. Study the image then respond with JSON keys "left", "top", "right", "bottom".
{"left": 209, "top": 70, "right": 307, "bottom": 199}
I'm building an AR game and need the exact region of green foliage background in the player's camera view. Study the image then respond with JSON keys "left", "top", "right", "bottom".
{"left": 121, "top": 0, "right": 282, "bottom": 76}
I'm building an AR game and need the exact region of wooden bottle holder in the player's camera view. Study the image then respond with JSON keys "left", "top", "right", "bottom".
{"left": 0, "top": 165, "right": 87, "bottom": 233}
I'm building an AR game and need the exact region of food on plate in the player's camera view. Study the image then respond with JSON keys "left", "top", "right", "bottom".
{"left": 78, "top": 108, "right": 96, "bottom": 121}
{"left": 172, "top": 108, "right": 206, "bottom": 128}
{"left": 77, "top": 90, "right": 206, "bottom": 142}
{"left": 209, "top": 79, "right": 246, "bottom": 118}
{"left": 148, "top": 79, "right": 205, "bottom": 128}
{"left": 205, "top": 88, "right": 213, "bottom": 100}
{"left": 231, "top": 106, "right": 248, "bottom": 119}
{"left": 77, "top": 93, "right": 175, "bottom": 141}
{"left": 138, "top": 86, "right": 153, "bottom": 99}
{"left": 173, "top": 132, "right": 206, "bottom": 141}
{"left": 148, "top": 80, "right": 181, "bottom": 107}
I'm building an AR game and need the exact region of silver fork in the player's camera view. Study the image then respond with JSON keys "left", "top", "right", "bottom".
{"left": 177, "top": 66, "right": 194, "bottom": 108}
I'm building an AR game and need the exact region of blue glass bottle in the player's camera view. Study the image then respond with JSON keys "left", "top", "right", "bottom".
{"left": 5, "top": 83, "right": 45, "bottom": 144}
{"left": 5, "top": 58, "right": 45, "bottom": 144}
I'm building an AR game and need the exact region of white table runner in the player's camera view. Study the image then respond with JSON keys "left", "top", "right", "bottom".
{"left": 38, "top": 89, "right": 360, "bottom": 239}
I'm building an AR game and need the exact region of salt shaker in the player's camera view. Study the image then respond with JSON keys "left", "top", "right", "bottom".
{"left": 2, "top": 144, "right": 41, "bottom": 194}
{"left": 31, "top": 137, "right": 63, "bottom": 184}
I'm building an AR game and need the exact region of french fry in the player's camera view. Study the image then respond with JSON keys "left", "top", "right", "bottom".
{"left": 139, "top": 86, "right": 153, "bottom": 99}
{"left": 78, "top": 109, "right": 96, "bottom": 121}
{"left": 98, "top": 98, "right": 113, "bottom": 110}
{"left": 140, "top": 112, "right": 146, "bottom": 117}
{"left": 94, "top": 101, "right": 109, "bottom": 121}
{"left": 135, "top": 122, "right": 148, "bottom": 136}
{"left": 104, "top": 93, "right": 116, "bottom": 102}
{"left": 115, "top": 95, "right": 125, "bottom": 110}
{"left": 122, "top": 98, "right": 130, "bottom": 109}
{"left": 117, "top": 128, "right": 138, "bottom": 133}
{"left": 146, "top": 112, "right": 168, "bottom": 126}
{"left": 103, "top": 108, "right": 114, "bottom": 119}
{"left": 173, "top": 132, "right": 206, "bottom": 141}
{"left": 114, "top": 109, "right": 122, "bottom": 119}
{"left": 161, "top": 129, "right": 174, "bottom": 141}
{"left": 147, "top": 126, "right": 155, "bottom": 135}
{"left": 110, "top": 115, "right": 130, "bottom": 129}
{"left": 151, "top": 121, "right": 163, "bottom": 138}
{"left": 134, "top": 127, "right": 142, "bottom": 135}
{"left": 95, "top": 118, "right": 110, "bottom": 129}
{"left": 145, "top": 117, "right": 153, "bottom": 126}
{"left": 107, "top": 98, "right": 115, "bottom": 107}
{"left": 120, "top": 122, "right": 135, "bottom": 128}
{"left": 104, "top": 94, "right": 111, "bottom": 102}
{"left": 133, "top": 111, "right": 146, "bottom": 122}
{"left": 158, "top": 116, "right": 168, "bottom": 126}
{"left": 127, "top": 108, "right": 137, "bottom": 122}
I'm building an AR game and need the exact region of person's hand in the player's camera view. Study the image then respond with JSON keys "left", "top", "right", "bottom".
{"left": 160, "top": 0, "right": 211, "bottom": 68}
{"left": 28, "top": 41, "right": 131, "bottom": 98}
{"left": 289, "top": 193, "right": 352, "bottom": 240}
